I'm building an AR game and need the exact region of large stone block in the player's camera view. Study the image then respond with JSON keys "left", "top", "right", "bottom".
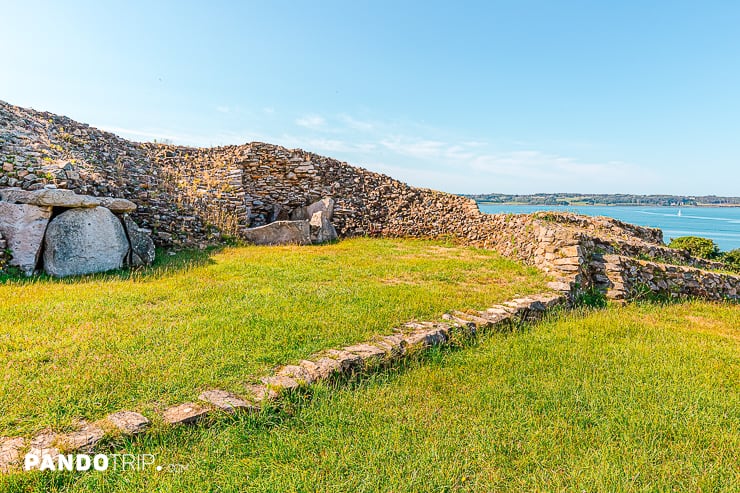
{"left": 0, "top": 187, "right": 136, "bottom": 213}
{"left": 0, "top": 202, "right": 52, "bottom": 275}
{"left": 43, "top": 207, "right": 130, "bottom": 277}
{"left": 242, "top": 220, "right": 311, "bottom": 246}
{"left": 306, "top": 197, "right": 334, "bottom": 220}
{"left": 309, "top": 211, "right": 338, "bottom": 244}
{"left": 123, "top": 215, "right": 156, "bottom": 266}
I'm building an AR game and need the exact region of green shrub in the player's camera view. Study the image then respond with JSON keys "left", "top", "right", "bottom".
{"left": 721, "top": 249, "right": 740, "bottom": 272}
{"left": 668, "top": 236, "right": 720, "bottom": 259}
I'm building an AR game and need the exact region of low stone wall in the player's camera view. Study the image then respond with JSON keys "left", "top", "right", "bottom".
{"left": 602, "top": 254, "right": 740, "bottom": 301}
{"left": 2, "top": 100, "right": 740, "bottom": 302}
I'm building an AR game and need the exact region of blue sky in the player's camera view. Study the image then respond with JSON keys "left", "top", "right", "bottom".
{"left": 3, "top": 1, "right": 739, "bottom": 195}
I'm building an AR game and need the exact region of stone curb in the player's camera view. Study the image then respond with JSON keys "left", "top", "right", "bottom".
{"left": 0, "top": 292, "right": 566, "bottom": 474}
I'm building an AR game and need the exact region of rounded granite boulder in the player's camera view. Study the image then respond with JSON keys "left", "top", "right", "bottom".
{"left": 43, "top": 206, "right": 129, "bottom": 277}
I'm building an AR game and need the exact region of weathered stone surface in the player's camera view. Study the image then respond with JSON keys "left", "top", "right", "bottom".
{"left": 343, "top": 343, "right": 386, "bottom": 360}
{"left": 0, "top": 187, "right": 136, "bottom": 212}
{"left": 27, "top": 432, "right": 61, "bottom": 465}
{"left": 243, "top": 384, "right": 278, "bottom": 403}
{"left": 306, "top": 197, "right": 334, "bottom": 220}
{"left": 61, "top": 423, "right": 105, "bottom": 451}
{"left": 261, "top": 375, "right": 301, "bottom": 391}
{"left": 103, "top": 411, "right": 150, "bottom": 435}
{"left": 308, "top": 357, "right": 342, "bottom": 379}
{"left": 123, "top": 215, "right": 156, "bottom": 266}
{"left": 277, "top": 365, "right": 315, "bottom": 384}
{"left": 199, "top": 390, "right": 256, "bottom": 413}
{"left": 43, "top": 207, "right": 130, "bottom": 277}
{"left": 0, "top": 437, "right": 25, "bottom": 473}
{"left": 309, "top": 211, "right": 338, "bottom": 244}
{"left": 324, "top": 349, "right": 363, "bottom": 371}
{"left": 242, "top": 220, "right": 311, "bottom": 246}
{"left": 162, "top": 402, "right": 212, "bottom": 425}
{"left": 0, "top": 202, "right": 51, "bottom": 274}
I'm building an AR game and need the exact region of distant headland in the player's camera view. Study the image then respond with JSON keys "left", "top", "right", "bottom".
{"left": 465, "top": 193, "right": 740, "bottom": 207}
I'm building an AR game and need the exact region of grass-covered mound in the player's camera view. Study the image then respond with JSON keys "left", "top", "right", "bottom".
{"left": 0, "top": 238, "right": 548, "bottom": 435}
{"left": 5, "top": 301, "right": 737, "bottom": 492}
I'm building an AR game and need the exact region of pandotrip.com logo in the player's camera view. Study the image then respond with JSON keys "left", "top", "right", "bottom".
{"left": 24, "top": 453, "right": 163, "bottom": 472}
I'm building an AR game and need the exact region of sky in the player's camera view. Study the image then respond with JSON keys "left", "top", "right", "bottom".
{"left": 2, "top": 0, "right": 739, "bottom": 195}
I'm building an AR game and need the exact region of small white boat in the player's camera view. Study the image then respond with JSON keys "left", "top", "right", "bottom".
{"left": 677, "top": 209, "right": 682, "bottom": 217}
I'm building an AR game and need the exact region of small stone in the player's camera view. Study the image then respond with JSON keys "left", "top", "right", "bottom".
{"left": 162, "top": 403, "right": 211, "bottom": 425}
{"left": 27, "top": 432, "right": 62, "bottom": 467}
{"left": 243, "top": 383, "right": 278, "bottom": 403}
{"left": 199, "top": 390, "right": 256, "bottom": 413}
{"left": 342, "top": 343, "right": 386, "bottom": 360}
{"left": 277, "top": 364, "right": 315, "bottom": 384}
{"left": 104, "top": 411, "right": 150, "bottom": 435}
{"left": 61, "top": 423, "right": 105, "bottom": 451}
{"left": 0, "top": 437, "right": 25, "bottom": 473}
{"left": 261, "top": 375, "right": 300, "bottom": 391}
{"left": 307, "top": 357, "right": 342, "bottom": 379}
{"left": 324, "top": 349, "right": 363, "bottom": 371}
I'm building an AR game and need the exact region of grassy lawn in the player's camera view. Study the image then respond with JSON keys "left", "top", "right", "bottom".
{"left": 4, "top": 301, "right": 737, "bottom": 492}
{"left": 0, "top": 238, "right": 548, "bottom": 436}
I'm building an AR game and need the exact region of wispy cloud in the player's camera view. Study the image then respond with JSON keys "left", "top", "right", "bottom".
{"left": 215, "top": 105, "right": 231, "bottom": 113}
{"left": 100, "top": 111, "right": 654, "bottom": 194}
{"left": 338, "top": 114, "right": 375, "bottom": 132}
{"left": 295, "top": 114, "right": 327, "bottom": 130}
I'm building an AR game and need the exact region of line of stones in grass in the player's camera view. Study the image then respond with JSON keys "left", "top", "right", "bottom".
{"left": 0, "top": 292, "right": 566, "bottom": 474}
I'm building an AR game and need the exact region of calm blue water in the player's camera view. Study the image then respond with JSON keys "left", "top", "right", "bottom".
{"left": 479, "top": 205, "right": 740, "bottom": 251}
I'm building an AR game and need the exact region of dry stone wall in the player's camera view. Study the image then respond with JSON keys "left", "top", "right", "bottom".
{"left": 2, "top": 100, "right": 739, "bottom": 302}
{"left": 603, "top": 254, "right": 740, "bottom": 301}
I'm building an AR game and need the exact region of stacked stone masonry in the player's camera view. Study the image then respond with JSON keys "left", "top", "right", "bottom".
{"left": 2, "top": 99, "right": 739, "bottom": 298}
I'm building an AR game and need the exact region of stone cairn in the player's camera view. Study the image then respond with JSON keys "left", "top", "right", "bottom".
{"left": 0, "top": 187, "right": 155, "bottom": 277}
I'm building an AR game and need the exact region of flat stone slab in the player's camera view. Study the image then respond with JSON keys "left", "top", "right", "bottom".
{"left": 0, "top": 187, "right": 136, "bottom": 213}
{"left": 0, "top": 437, "right": 25, "bottom": 473}
{"left": 27, "top": 432, "right": 61, "bottom": 465}
{"left": 243, "top": 384, "right": 278, "bottom": 404}
{"left": 103, "top": 411, "right": 150, "bottom": 435}
{"left": 162, "top": 403, "right": 212, "bottom": 425}
{"left": 61, "top": 423, "right": 105, "bottom": 451}
{"left": 199, "top": 390, "right": 256, "bottom": 413}
{"left": 324, "top": 349, "right": 363, "bottom": 371}
{"left": 243, "top": 220, "right": 311, "bottom": 246}
{"left": 261, "top": 375, "right": 301, "bottom": 391}
{"left": 307, "top": 357, "right": 342, "bottom": 379}
{"left": 277, "top": 365, "right": 316, "bottom": 385}
{"left": 0, "top": 202, "right": 51, "bottom": 275}
{"left": 342, "top": 343, "right": 386, "bottom": 360}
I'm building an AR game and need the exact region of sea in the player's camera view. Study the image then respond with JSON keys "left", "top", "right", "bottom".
{"left": 478, "top": 205, "right": 740, "bottom": 252}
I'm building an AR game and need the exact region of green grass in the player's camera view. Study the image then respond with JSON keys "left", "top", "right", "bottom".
{"left": 4, "top": 301, "right": 737, "bottom": 492}
{"left": 0, "top": 238, "right": 548, "bottom": 435}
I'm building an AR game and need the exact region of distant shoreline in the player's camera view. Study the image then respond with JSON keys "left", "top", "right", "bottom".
{"left": 476, "top": 202, "right": 740, "bottom": 208}
{"left": 466, "top": 193, "right": 740, "bottom": 208}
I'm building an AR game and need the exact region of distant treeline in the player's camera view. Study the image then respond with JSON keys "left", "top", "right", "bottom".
{"left": 466, "top": 193, "right": 740, "bottom": 206}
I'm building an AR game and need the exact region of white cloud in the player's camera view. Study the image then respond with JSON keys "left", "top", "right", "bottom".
{"left": 295, "top": 114, "right": 327, "bottom": 130}
{"left": 338, "top": 114, "right": 375, "bottom": 132}
{"left": 215, "top": 105, "right": 231, "bottom": 113}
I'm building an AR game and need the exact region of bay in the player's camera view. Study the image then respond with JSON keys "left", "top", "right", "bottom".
{"left": 478, "top": 204, "right": 740, "bottom": 251}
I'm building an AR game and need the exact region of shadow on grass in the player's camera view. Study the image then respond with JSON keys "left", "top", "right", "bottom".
{"left": 0, "top": 246, "right": 221, "bottom": 285}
